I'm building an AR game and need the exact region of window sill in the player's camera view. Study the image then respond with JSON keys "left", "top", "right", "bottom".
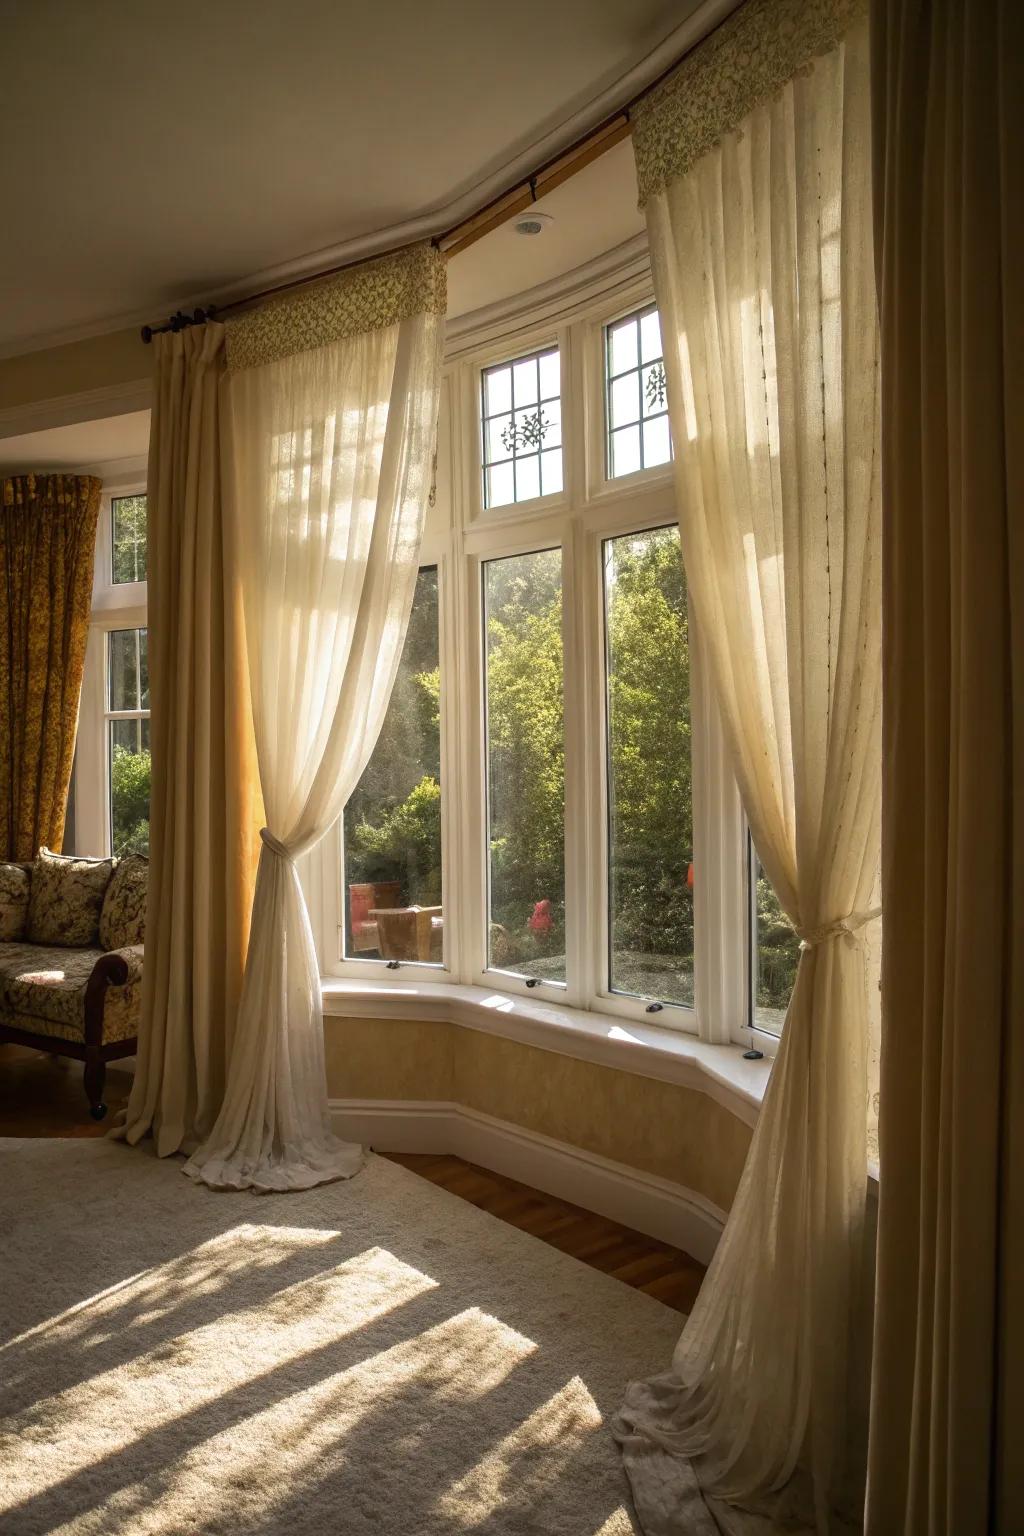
{"left": 321, "top": 976, "right": 771, "bottom": 1129}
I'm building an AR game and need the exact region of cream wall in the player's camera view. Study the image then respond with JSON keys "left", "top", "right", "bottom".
{"left": 325, "top": 1015, "right": 753, "bottom": 1214}
{"left": 0, "top": 328, "right": 147, "bottom": 413}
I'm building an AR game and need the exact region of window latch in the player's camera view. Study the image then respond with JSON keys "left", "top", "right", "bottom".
{"left": 645, "top": 1001, "right": 663, "bottom": 1013}
{"left": 525, "top": 977, "right": 541, "bottom": 988}
{"left": 386, "top": 959, "right": 401, "bottom": 970}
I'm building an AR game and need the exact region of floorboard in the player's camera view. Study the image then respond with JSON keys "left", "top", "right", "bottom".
{"left": 0, "top": 1043, "right": 705, "bottom": 1314}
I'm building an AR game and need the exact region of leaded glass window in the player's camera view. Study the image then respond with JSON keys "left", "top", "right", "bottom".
{"left": 605, "top": 307, "right": 671, "bottom": 478}
{"left": 481, "top": 347, "right": 562, "bottom": 508}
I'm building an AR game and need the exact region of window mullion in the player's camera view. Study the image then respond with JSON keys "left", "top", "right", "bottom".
{"left": 690, "top": 618, "right": 747, "bottom": 1044}
{"left": 561, "top": 519, "right": 589, "bottom": 1009}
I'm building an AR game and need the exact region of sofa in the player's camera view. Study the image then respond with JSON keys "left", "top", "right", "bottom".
{"left": 0, "top": 848, "right": 146, "bottom": 1120}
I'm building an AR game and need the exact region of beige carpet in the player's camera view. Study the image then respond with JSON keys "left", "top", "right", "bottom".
{"left": 0, "top": 1137, "right": 682, "bottom": 1536}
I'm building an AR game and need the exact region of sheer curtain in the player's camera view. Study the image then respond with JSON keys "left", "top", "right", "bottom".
{"left": 615, "top": 2, "right": 881, "bottom": 1531}
{"left": 183, "top": 246, "right": 445, "bottom": 1192}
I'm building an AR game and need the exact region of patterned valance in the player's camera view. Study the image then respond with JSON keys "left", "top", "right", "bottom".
{"left": 632, "top": 0, "right": 866, "bottom": 205}
{"left": 2, "top": 473, "right": 101, "bottom": 514}
{"left": 226, "top": 242, "right": 447, "bottom": 372}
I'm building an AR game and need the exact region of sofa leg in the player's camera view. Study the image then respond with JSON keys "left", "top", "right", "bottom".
{"left": 84, "top": 1057, "right": 107, "bottom": 1121}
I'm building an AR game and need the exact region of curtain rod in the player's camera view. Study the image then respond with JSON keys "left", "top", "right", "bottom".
{"left": 139, "top": 9, "right": 710, "bottom": 345}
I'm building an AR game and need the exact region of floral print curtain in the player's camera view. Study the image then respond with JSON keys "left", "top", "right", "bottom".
{"left": 0, "top": 474, "right": 100, "bottom": 860}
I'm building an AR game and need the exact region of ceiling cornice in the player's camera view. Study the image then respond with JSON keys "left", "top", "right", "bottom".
{"left": 0, "top": 0, "right": 739, "bottom": 363}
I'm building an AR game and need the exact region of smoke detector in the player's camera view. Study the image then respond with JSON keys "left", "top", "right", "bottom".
{"left": 513, "top": 212, "right": 554, "bottom": 236}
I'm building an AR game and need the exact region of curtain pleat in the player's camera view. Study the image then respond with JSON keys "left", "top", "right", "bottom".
{"left": 866, "top": 2, "right": 1024, "bottom": 1531}
{"left": 119, "top": 326, "right": 263, "bottom": 1158}
{"left": 616, "top": 14, "right": 880, "bottom": 1533}
{"left": 0, "top": 474, "right": 100, "bottom": 861}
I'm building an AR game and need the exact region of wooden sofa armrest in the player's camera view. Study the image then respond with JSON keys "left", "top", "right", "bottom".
{"left": 84, "top": 946, "right": 144, "bottom": 1046}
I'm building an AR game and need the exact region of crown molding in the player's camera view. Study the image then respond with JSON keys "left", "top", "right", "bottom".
{"left": 0, "top": 378, "right": 152, "bottom": 441}
{"left": 0, "top": 0, "right": 739, "bottom": 363}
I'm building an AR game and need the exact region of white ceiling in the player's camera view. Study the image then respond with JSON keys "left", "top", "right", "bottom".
{"left": 2, "top": 0, "right": 716, "bottom": 355}
{"left": 0, "top": 411, "right": 151, "bottom": 476}
{"left": 0, "top": 127, "right": 650, "bottom": 475}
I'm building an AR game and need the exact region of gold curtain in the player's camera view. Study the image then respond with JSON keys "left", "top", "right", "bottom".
{"left": 0, "top": 473, "right": 101, "bottom": 860}
{"left": 119, "top": 326, "right": 263, "bottom": 1157}
{"left": 867, "top": 1, "right": 1023, "bottom": 1531}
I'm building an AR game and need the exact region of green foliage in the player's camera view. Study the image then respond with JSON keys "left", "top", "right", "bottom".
{"left": 348, "top": 775, "right": 442, "bottom": 905}
{"left": 342, "top": 569, "right": 443, "bottom": 931}
{"left": 755, "top": 872, "right": 800, "bottom": 1012}
{"left": 340, "top": 540, "right": 796, "bottom": 1013}
{"left": 484, "top": 550, "right": 565, "bottom": 961}
{"left": 111, "top": 495, "right": 147, "bottom": 585}
{"left": 111, "top": 744, "right": 150, "bottom": 855}
{"left": 605, "top": 529, "right": 692, "bottom": 969}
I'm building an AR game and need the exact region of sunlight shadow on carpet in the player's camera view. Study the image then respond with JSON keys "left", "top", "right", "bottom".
{"left": 2, "top": 1140, "right": 682, "bottom": 1534}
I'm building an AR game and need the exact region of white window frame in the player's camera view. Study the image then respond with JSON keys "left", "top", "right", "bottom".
{"left": 304, "top": 270, "right": 770, "bottom": 1052}
{"left": 73, "top": 472, "right": 149, "bottom": 859}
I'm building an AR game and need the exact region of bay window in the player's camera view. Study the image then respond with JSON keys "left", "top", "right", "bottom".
{"left": 309, "top": 284, "right": 776, "bottom": 1055}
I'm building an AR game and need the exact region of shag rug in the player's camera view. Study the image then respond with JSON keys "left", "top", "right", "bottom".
{"left": 0, "top": 1137, "right": 682, "bottom": 1536}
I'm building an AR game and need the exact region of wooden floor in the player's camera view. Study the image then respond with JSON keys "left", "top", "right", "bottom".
{"left": 384, "top": 1152, "right": 704, "bottom": 1313}
{"left": 0, "top": 1043, "right": 704, "bottom": 1313}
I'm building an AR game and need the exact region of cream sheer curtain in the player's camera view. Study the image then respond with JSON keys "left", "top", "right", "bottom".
{"left": 615, "top": 3, "right": 881, "bottom": 1531}
{"left": 183, "top": 247, "right": 445, "bottom": 1192}
{"left": 120, "top": 326, "right": 263, "bottom": 1159}
{"left": 867, "top": 2, "right": 1023, "bottom": 1530}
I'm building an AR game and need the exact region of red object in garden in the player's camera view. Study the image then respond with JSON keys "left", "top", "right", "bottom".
{"left": 687, "top": 862, "right": 695, "bottom": 889}
{"left": 528, "top": 898, "right": 553, "bottom": 936}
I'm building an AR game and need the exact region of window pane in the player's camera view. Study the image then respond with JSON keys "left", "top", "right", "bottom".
{"left": 512, "top": 357, "right": 538, "bottom": 407}
{"left": 608, "top": 315, "right": 639, "bottom": 377}
{"left": 487, "top": 461, "right": 515, "bottom": 509}
{"left": 643, "top": 415, "right": 672, "bottom": 467}
{"left": 342, "top": 567, "right": 442, "bottom": 964}
{"left": 111, "top": 494, "right": 147, "bottom": 584}
{"left": 515, "top": 453, "right": 540, "bottom": 503}
{"left": 540, "top": 449, "right": 563, "bottom": 496}
{"left": 109, "top": 718, "right": 150, "bottom": 855}
{"left": 484, "top": 548, "right": 565, "bottom": 983}
{"left": 604, "top": 526, "right": 693, "bottom": 1006}
{"left": 109, "top": 628, "right": 146, "bottom": 712}
{"left": 606, "top": 307, "right": 671, "bottom": 479}
{"left": 485, "top": 366, "right": 512, "bottom": 417}
{"left": 538, "top": 348, "right": 560, "bottom": 401}
{"left": 611, "top": 425, "right": 641, "bottom": 478}
{"left": 481, "top": 348, "right": 561, "bottom": 508}
{"left": 751, "top": 850, "right": 800, "bottom": 1034}
{"left": 611, "top": 371, "right": 640, "bottom": 428}
{"left": 640, "top": 308, "right": 663, "bottom": 364}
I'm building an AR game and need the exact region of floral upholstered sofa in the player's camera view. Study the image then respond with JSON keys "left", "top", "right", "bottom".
{"left": 0, "top": 848, "right": 146, "bottom": 1119}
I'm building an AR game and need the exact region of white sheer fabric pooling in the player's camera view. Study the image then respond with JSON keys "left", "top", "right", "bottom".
{"left": 615, "top": 19, "right": 881, "bottom": 1533}
{"left": 183, "top": 310, "right": 443, "bottom": 1191}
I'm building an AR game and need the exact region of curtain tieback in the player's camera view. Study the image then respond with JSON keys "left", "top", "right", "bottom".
{"left": 797, "top": 906, "right": 882, "bottom": 951}
{"left": 259, "top": 827, "right": 294, "bottom": 864}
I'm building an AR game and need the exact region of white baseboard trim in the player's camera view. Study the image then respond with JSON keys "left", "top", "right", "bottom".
{"left": 330, "top": 1097, "right": 726, "bottom": 1266}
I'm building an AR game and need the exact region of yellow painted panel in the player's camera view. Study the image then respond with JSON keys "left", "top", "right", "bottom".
{"left": 324, "top": 1014, "right": 751, "bottom": 1213}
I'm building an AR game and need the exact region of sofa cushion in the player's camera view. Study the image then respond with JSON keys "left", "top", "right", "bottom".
{"left": 26, "top": 848, "right": 115, "bottom": 947}
{"left": 0, "top": 941, "right": 101, "bottom": 1035}
{"left": 0, "top": 941, "right": 143, "bottom": 1044}
{"left": 99, "top": 854, "right": 147, "bottom": 950}
{"left": 0, "top": 863, "right": 30, "bottom": 941}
